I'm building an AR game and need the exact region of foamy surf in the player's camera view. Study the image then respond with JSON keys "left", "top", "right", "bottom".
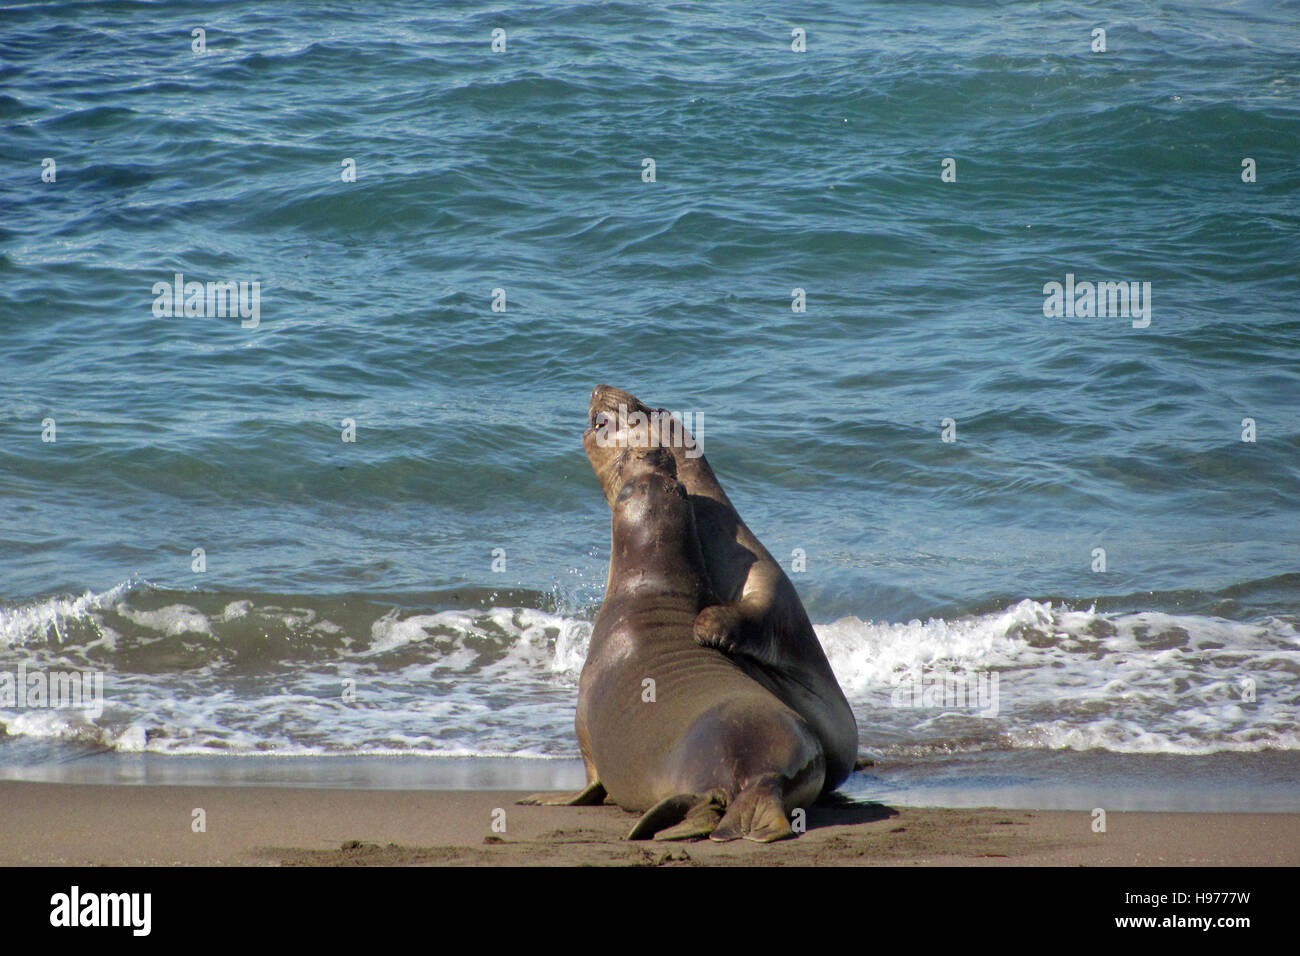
{"left": 0, "top": 581, "right": 1295, "bottom": 761}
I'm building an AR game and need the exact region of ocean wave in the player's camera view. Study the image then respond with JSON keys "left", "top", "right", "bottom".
{"left": 0, "top": 581, "right": 1295, "bottom": 758}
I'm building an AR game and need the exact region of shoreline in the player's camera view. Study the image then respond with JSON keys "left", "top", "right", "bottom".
{"left": 2, "top": 780, "right": 1297, "bottom": 866}
{"left": 3, "top": 749, "right": 1298, "bottom": 812}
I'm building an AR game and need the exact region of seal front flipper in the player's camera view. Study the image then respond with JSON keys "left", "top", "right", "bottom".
{"left": 693, "top": 599, "right": 772, "bottom": 659}
{"left": 517, "top": 780, "right": 607, "bottom": 807}
{"left": 627, "top": 790, "right": 726, "bottom": 841}
{"left": 692, "top": 603, "right": 742, "bottom": 653}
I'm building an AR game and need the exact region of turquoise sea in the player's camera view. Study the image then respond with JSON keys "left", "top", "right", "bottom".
{"left": 1, "top": 1, "right": 1298, "bottom": 809}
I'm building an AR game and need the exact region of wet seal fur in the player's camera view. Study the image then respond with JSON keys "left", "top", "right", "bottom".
{"left": 526, "top": 448, "right": 824, "bottom": 841}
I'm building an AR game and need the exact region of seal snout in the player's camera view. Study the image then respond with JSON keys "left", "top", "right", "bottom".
{"left": 588, "top": 384, "right": 612, "bottom": 423}
{"left": 587, "top": 384, "right": 619, "bottom": 432}
{"left": 587, "top": 383, "right": 650, "bottom": 429}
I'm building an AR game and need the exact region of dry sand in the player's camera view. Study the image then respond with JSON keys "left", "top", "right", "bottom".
{"left": 1, "top": 781, "right": 1296, "bottom": 866}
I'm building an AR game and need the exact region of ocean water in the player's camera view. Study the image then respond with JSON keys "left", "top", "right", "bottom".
{"left": 1, "top": 2, "right": 1298, "bottom": 808}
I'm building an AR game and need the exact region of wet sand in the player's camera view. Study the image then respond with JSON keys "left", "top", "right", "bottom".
{"left": 1, "top": 781, "right": 1296, "bottom": 866}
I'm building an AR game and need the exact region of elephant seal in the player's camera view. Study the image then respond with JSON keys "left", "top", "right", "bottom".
{"left": 526, "top": 447, "right": 825, "bottom": 841}
{"left": 579, "top": 384, "right": 859, "bottom": 790}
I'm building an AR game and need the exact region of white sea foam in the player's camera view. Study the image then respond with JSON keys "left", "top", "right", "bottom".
{"left": 117, "top": 604, "right": 214, "bottom": 637}
{"left": 817, "top": 601, "right": 1299, "bottom": 756}
{"left": 0, "top": 579, "right": 136, "bottom": 648}
{"left": 0, "top": 585, "right": 1295, "bottom": 758}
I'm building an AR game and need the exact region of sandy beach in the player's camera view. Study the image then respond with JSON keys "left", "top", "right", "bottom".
{"left": 2, "top": 781, "right": 1295, "bottom": 867}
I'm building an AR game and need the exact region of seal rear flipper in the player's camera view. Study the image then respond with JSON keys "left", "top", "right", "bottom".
{"left": 710, "top": 774, "right": 796, "bottom": 843}
{"left": 627, "top": 790, "right": 726, "bottom": 841}
{"left": 517, "top": 780, "right": 607, "bottom": 807}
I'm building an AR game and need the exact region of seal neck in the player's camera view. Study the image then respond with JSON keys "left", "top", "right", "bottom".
{"left": 607, "top": 524, "right": 713, "bottom": 608}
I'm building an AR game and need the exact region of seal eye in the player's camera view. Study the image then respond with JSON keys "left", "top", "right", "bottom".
{"left": 594, "top": 412, "right": 613, "bottom": 430}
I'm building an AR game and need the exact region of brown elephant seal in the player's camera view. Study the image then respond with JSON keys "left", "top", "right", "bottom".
{"left": 525, "top": 447, "right": 824, "bottom": 841}
{"left": 579, "top": 384, "right": 859, "bottom": 790}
